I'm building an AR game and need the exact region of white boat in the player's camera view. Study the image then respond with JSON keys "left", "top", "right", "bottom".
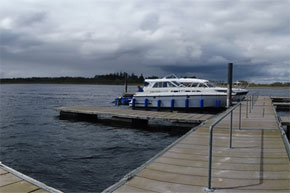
{"left": 129, "top": 75, "right": 248, "bottom": 109}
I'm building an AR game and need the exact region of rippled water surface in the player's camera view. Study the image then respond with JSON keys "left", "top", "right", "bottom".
{"left": 0, "top": 84, "right": 184, "bottom": 192}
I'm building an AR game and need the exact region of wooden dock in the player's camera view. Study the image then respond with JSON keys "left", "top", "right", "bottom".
{"left": 57, "top": 106, "right": 215, "bottom": 126}
{"left": 0, "top": 162, "right": 62, "bottom": 193}
{"left": 273, "top": 102, "right": 290, "bottom": 110}
{"left": 271, "top": 96, "right": 290, "bottom": 102}
{"left": 280, "top": 116, "right": 290, "bottom": 126}
{"left": 104, "top": 96, "right": 290, "bottom": 193}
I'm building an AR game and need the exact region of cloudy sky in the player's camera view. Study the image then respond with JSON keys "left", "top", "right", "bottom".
{"left": 0, "top": 0, "right": 289, "bottom": 82}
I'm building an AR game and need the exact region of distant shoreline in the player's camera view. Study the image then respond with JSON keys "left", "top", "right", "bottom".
{"left": 1, "top": 82, "right": 289, "bottom": 88}
{"left": 0, "top": 82, "right": 142, "bottom": 86}
{"left": 247, "top": 86, "right": 290, "bottom": 89}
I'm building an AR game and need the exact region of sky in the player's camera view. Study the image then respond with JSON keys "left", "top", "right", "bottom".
{"left": 0, "top": 0, "right": 289, "bottom": 83}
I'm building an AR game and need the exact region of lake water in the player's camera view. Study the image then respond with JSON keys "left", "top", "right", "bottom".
{"left": 0, "top": 84, "right": 186, "bottom": 192}
{"left": 0, "top": 84, "right": 289, "bottom": 192}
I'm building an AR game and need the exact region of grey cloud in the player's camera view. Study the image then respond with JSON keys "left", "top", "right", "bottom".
{"left": 0, "top": 29, "right": 42, "bottom": 47}
{"left": 0, "top": 0, "right": 289, "bottom": 83}
{"left": 140, "top": 13, "right": 159, "bottom": 31}
{"left": 157, "top": 63, "right": 277, "bottom": 82}
{"left": 17, "top": 11, "right": 47, "bottom": 26}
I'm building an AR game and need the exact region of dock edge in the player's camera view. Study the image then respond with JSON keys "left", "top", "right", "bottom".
{"left": 0, "top": 162, "right": 63, "bottom": 193}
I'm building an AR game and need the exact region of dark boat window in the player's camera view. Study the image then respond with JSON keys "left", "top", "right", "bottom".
{"left": 198, "top": 83, "right": 207, "bottom": 88}
{"left": 191, "top": 83, "right": 199, "bottom": 87}
{"left": 153, "top": 82, "right": 162, "bottom": 88}
{"left": 206, "top": 82, "right": 215, "bottom": 87}
{"left": 168, "top": 82, "right": 176, "bottom": 87}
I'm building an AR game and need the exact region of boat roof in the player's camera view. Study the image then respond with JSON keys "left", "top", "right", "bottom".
{"left": 144, "top": 77, "right": 209, "bottom": 83}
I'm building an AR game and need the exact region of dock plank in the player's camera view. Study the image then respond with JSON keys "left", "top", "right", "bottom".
{"left": 0, "top": 173, "right": 22, "bottom": 186}
{"left": 0, "top": 168, "right": 8, "bottom": 175}
{"left": 0, "top": 180, "right": 40, "bottom": 193}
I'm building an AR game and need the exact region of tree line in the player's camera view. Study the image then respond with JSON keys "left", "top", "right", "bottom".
{"left": 0, "top": 72, "right": 145, "bottom": 85}
{"left": 1, "top": 73, "right": 289, "bottom": 87}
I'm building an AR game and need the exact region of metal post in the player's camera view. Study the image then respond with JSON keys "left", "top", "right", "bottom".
{"left": 205, "top": 126, "right": 214, "bottom": 192}
{"left": 249, "top": 96, "right": 252, "bottom": 113}
{"left": 229, "top": 111, "right": 233, "bottom": 148}
{"left": 239, "top": 103, "right": 241, "bottom": 130}
{"left": 246, "top": 98, "right": 248, "bottom": 118}
{"left": 262, "top": 102, "right": 265, "bottom": 117}
{"left": 226, "top": 63, "right": 233, "bottom": 108}
{"left": 252, "top": 95, "right": 254, "bottom": 109}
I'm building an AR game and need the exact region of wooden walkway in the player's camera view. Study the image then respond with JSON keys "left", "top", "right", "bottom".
{"left": 57, "top": 106, "right": 215, "bottom": 124}
{"left": 0, "top": 162, "right": 62, "bottom": 193}
{"left": 280, "top": 117, "right": 290, "bottom": 126}
{"left": 105, "top": 96, "right": 290, "bottom": 193}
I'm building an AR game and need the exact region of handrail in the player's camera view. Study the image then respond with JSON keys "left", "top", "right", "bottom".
{"left": 204, "top": 101, "right": 242, "bottom": 192}
{"left": 205, "top": 93, "right": 261, "bottom": 192}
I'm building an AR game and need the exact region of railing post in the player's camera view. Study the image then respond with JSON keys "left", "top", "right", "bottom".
{"left": 246, "top": 97, "right": 248, "bottom": 118}
{"left": 263, "top": 102, "right": 265, "bottom": 118}
{"left": 252, "top": 95, "right": 254, "bottom": 109}
{"left": 204, "top": 102, "right": 241, "bottom": 192}
{"left": 239, "top": 103, "right": 241, "bottom": 130}
{"left": 229, "top": 111, "right": 233, "bottom": 148}
{"left": 249, "top": 96, "right": 252, "bottom": 113}
{"left": 205, "top": 126, "right": 215, "bottom": 192}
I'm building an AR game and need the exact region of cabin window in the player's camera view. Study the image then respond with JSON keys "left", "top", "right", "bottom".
{"left": 172, "top": 81, "right": 183, "bottom": 87}
{"left": 198, "top": 83, "right": 207, "bottom": 88}
{"left": 167, "top": 82, "right": 176, "bottom": 87}
{"left": 144, "top": 82, "right": 149, "bottom": 87}
{"left": 153, "top": 81, "right": 177, "bottom": 88}
{"left": 191, "top": 83, "right": 199, "bottom": 87}
{"left": 153, "top": 82, "right": 162, "bottom": 88}
{"left": 206, "top": 83, "right": 215, "bottom": 88}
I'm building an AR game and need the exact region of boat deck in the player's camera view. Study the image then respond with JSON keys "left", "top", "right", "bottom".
{"left": 106, "top": 96, "right": 290, "bottom": 193}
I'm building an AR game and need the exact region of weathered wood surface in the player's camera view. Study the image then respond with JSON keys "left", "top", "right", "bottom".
{"left": 57, "top": 106, "right": 215, "bottom": 124}
{"left": 280, "top": 117, "right": 290, "bottom": 126}
{"left": 271, "top": 96, "right": 290, "bottom": 101}
{"left": 110, "top": 96, "right": 290, "bottom": 193}
{"left": 0, "top": 163, "right": 62, "bottom": 193}
{"left": 273, "top": 102, "right": 290, "bottom": 107}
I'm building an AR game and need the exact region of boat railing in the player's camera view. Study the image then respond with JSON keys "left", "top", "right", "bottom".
{"left": 204, "top": 94, "right": 257, "bottom": 192}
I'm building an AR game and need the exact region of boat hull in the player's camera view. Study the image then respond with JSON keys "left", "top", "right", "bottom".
{"left": 129, "top": 94, "right": 227, "bottom": 108}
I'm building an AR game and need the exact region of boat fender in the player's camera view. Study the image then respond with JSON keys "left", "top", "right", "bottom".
{"left": 215, "top": 99, "right": 221, "bottom": 108}
{"left": 132, "top": 98, "right": 136, "bottom": 107}
{"left": 157, "top": 99, "right": 161, "bottom": 109}
{"left": 200, "top": 99, "right": 204, "bottom": 108}
{"left": 185, "top": 98, "right": 189, "bottom": 108}
{"left": 171, "top": 99, "right": 175, "bottom": 109}
{"left": 115, "top": 98, "right": 119, "bottom": 105}
{"left": 144, "top": 98, "right": 149, "bottom": 107}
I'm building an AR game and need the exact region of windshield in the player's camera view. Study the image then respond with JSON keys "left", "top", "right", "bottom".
{"left": 172, "top": 81, "right": 184, "bottom": 87}
{"left": 206, "top": 82, "right": 216, "bottom": 87}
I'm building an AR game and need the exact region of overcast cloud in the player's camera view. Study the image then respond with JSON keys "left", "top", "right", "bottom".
{"left": 0, "top": 0, "right": 289, "bottom": 82}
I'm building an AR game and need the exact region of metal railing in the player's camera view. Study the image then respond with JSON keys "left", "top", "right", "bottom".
{"left": 204, "top": 101, "right": 242, "bottom": 192}
{"left": 205, "top": 94, "right": 258, "bottom": 192}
